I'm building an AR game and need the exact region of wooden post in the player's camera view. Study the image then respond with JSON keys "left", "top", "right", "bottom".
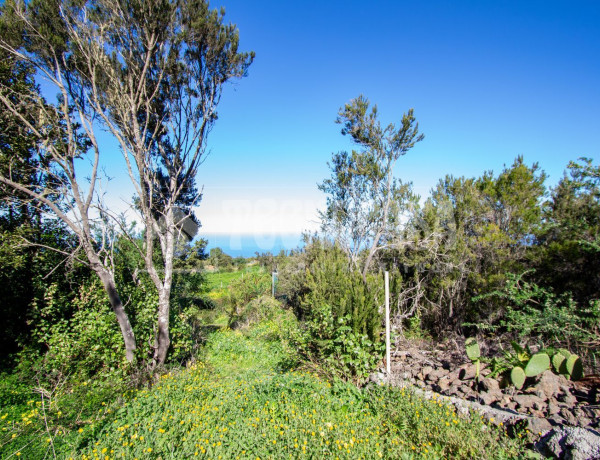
{"left": 385, "top": 271, "right": 391, "bottom": 375}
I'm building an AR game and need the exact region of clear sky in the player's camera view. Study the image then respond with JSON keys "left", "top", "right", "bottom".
{"left": 196, "top": 0, "right": 600, "bottom": 238}
{"left": 66, "top": 1, "right": 600, "bottom": 245}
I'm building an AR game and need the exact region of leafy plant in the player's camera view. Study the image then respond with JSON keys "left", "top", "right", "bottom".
{"left": 465, "top": 337, "right": 481, "bottom": 380}
{"left": 464, "top": 338, "right": 581, "bottom": 390}
{"left": 472, "top": 271, "right": 600, "bottom": 369}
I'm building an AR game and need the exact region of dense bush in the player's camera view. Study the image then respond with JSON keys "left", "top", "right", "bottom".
{"left": 472, "top": 271, "right": 600, "bottom": 370}
{"left": 280, "top": 242, "right": 387, "bottom": 382}
{"left": 225, "top": 271, "right": 271, "bottom": 327}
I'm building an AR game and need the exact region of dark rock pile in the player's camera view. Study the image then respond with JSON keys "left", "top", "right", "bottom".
{"left": 387, "top": 340, "right": 600, "bottom": 431}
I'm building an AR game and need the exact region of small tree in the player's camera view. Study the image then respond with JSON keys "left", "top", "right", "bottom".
{"left": 0, "top": 0, "right": 253, "bottom": 367}
{"left": 319, "top": 95, "right": 423, "bottom": 279}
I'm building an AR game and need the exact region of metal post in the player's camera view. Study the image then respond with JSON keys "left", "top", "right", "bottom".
{"left": 385, "top": 271, "right": 391, "bottom": 375}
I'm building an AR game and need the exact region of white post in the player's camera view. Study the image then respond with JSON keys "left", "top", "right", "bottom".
{"left": 272, "top": 271, "right": 275, "bottom": 297}
{"left": 385, "top": 271, "right": 391, "bottom": 375}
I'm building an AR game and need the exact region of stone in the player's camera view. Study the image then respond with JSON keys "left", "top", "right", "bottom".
{"left": 535, "top": 426, "right": 600, "bottom": 460}
{"left": 558, "top": 391, "right": 578, "bottom": 406}
{"left": 458, "top": 364, "right": 477, "bottom": 380}
{"left": 479, "top": 377, "right": 500, "bottom": 392}
{"left": 524, "top": 387, "right": 548, "bottom": 401}
{"left": 479, "top": 390, "right": 502, "bottom": 406}
{"left": 421, "top": 366, "right": 434, "bottom": 378}
{"left": 427, "top": 368, "right": 446, "bottom": 382}
{"left": 527, "top": 417, "right": 553, "bottom": 436}
{"left": 536, "top": 370, "right": 563, "bottom": 400}
{"left": 497, "top": 396, "right": 512, "bottom": 408}
{"left": 514, "top": 394, "right": 545, "bottom": 410}
{"left": 437, "top": 375, "right": 455, "bottom": 392}
{"left": 506, "top": 401, "right": 517, "bottom": 411}
{"left": 547, "top": 402, "right": 561, "bottom": 416}
{"left": 560, "top": 408, "right": 580, "bottom": 426}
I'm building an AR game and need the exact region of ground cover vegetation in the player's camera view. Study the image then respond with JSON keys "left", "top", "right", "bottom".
{"left": 0, "top": 0, "right": 598, "bottom": 457}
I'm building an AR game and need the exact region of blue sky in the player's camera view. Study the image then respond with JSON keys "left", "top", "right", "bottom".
{"left": 54, "top": 1, "right": 599, "bottom": 246}
{"left": 195, "top": 0, "right": 599, "bottom": 238}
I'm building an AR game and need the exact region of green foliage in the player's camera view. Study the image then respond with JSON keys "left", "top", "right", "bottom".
{"left": 208, "top": 247, "right": 234, "bottom": 271}
{"left": 67, "top": 330, "right": 526, "bottom": 459}
{"left": 473, "top": 271, "right": 600, "bottom": 369}
{"left": 225, "top": 271, "right": 270, "bottom": 328}
{"left": 296, "top": 303, "right": 384, "bottom": 383}
{"left": 396, "top": 156, "right": 548, "bottom": 333}
{"left": 302, "top": 243, "right": 383, "bottom": 342}
{"left": 320, "top": 95, "right": 422, "bottom": 275}
{"left": 288, "top": 242, "right": 385, "bottom": 382}
{"left": 534, "top": 158, "right": 600, "bottom": 304}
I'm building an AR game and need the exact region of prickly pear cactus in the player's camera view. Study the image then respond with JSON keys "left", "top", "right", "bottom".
{"left": 511, "top": 366, "right": 526, "bottom": 389}
{"left": 566, "top": 354, "right": 584, "bottom": 381}
{"left": 465, "top": 338, "right": 480, "bottom": 361}
{"left": 524, "top": 352, "right": 550, "bottom": 377}
{"left": 552, "top": 353, "right": 567, "bottom": 374}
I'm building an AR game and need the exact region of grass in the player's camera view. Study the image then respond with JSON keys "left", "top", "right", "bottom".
{"left": 70, "top": 329, "right": 528, "bottom": 459}
{"left": 1, "top": 281, "right": 532, "bottom": 459}
{"left": 204, "top": 266, "right": 263, "bottom": 293}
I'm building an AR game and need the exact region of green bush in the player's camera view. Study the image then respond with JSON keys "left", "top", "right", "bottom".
{"left": 225, "top": 271, "right": 270, "bottom": 327}
{"left": 472, "top": 271, "right": 600, "bottom": 370}
{"left": 287, "top": 243, "right": 386, "bottom": 382}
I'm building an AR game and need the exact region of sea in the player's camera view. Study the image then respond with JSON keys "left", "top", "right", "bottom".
{"left": 201, "top": 233, "right": 305, "bottom": 258}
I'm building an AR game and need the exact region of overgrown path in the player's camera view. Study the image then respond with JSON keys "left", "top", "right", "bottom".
{"left": 75, "top": 329, "right": 527, "bottom": 459}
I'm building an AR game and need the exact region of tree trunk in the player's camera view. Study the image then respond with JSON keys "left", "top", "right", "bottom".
{"left": 97, "top": 269, "right": 137, "bottom": 363}
{"left": 362, "top": 233, "right": 381, "bottom": 282}
{"left": 153, "top": 290, "right": 171, "bottom": 367}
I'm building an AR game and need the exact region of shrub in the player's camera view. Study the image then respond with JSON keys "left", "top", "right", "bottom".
{"left": 225, "top": 271, "right": 270, "bottom": 327}
{"left": 472, "top": 271, "right": 600, "bottom": 370}
{"left": 288, "top": 243, "right": 386, "bottom": 382}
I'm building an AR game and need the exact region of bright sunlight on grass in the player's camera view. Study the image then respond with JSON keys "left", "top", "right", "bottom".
{"left": 75, "top": 329, "right": 527, "bottom": 459}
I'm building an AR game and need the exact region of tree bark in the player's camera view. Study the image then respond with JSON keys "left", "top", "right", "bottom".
{"left": 153, "top": 290, "right": 171, "bottom": 367}
{"left": 97, "top": 269, "right": 137, "bottom": 363}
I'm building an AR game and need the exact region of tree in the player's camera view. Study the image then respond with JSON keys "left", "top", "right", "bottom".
{"left": 319, "top": 95, "right": 423, "bottom": 279}
{"left": 0, "top": 0, "right": 253, "bottom": 366}
{"left": 534, "top": 158, "right": 600, "bottom": 302}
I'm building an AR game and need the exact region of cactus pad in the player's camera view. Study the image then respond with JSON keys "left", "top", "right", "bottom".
{"left": 511, "top": 366, "right": 526, "bottom": 389}
{"left": 552, "top": 353, "right": 567, "bottom": 374}
{"left": 566, "top": 354, "right": 584, "bottom": 381}
{"left": 465, "top": 338, "right": 480, "bottom": 361}
{"left": 525, "top": 352, "right": 550, "bottom": 377}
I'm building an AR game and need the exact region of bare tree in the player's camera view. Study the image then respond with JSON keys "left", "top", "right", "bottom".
{"left": 0, "top": 0, "right": 253, "bottom": 367}
{"left": 0, "top": 5, "right": 137, "bottom": 361}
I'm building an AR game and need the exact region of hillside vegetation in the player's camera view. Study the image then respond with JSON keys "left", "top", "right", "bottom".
{"left": 2, "top": 301, "right": 529, "bottom": 458}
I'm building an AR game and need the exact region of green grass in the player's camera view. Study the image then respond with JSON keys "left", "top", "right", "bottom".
{"left": 204, "top": 265, "right": 263, "bottom": 292}
{"left": 1, "top": 305, "right": 531, "bottom": 459}
{"left": 69, "top": 330, "right": 527, "bottom": 459}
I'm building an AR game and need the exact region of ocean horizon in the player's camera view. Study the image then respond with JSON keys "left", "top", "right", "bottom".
{"left": 200, "top": 233, "right": 305, "bottom": 258}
